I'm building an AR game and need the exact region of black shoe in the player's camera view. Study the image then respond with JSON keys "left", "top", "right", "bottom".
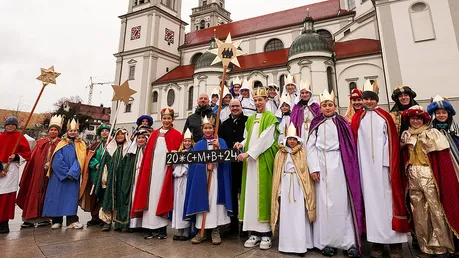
{"left": 347, "top": 247, "right": 360, "bottom": 258}
{"left": 21, "top": 222, "right": 34, "bottom": 228}
{"left": 157, "top": 227, "right": 167, "bottom": 239}
{"left": 36, "top": 221, "right": 51, "bottom": 227}
{"left": 0, "top": 221, "right": 10, "bottom": 234}
{"left": 87, "top": 219, "right": 101, "bottom": 226}
{"left": 101, "top": 224, "right": 111, "bottom": 232}
{"left": 322, "top": 247, "right": 336, "bottom": 257}
{"left": 144, "top": 229, "right": 159, "bottom": 239}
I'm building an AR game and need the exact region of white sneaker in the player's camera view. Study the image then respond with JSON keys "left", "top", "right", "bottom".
{"left": 51, "top": 223, "right": 62, "bottom": 229}
{"left": 260, "top": 236, "right": 272, "bottom": 250}
{"left": 67, "top": 222, "right": 84, "bottom": 229}
{"left": 244, "top": 235, "right": 261, "bottom": 248}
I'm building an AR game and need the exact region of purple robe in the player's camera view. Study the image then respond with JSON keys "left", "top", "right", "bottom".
{"left": 309, "top": 113, "right": 364, "bottom": 251}
{"left": 290, "top": 101, "right": 321, "bottom": 137}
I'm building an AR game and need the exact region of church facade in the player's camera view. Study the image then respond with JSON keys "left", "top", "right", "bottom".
{"left": 113, "top": 0, "right": 459, "bottom": 131}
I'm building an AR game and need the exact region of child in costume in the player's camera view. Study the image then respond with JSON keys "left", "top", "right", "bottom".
{"left": 171, "top": 129, "right": 194, "bottom": 241}
{"left": 275, "top": 94, "right": 293, "bottom": 145}
{"left": 271, "top": 123, "right": 315, "bottom": 255}
{"left": 183, "top": 116, "right": 233, "bottom": 245}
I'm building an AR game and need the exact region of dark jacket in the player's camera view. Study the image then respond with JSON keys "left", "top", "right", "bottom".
{"left": 219, "top": 114, "right": 248, "bottom": 148}
{"left": 183, "top": 105, "right": 217, "bottom": 143}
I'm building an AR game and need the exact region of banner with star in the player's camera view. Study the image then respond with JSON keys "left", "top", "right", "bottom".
{"left": 165, "top": 149, "right": 241, "bottom": 164}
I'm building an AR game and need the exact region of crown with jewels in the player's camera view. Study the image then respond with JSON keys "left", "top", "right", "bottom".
{"left": 232, "top": 76, "right": 243, "bottom": 86}
{"left": 202, "top": 115, "right": 216, "bottom": 126}
{"left": 67, "top": 117, "right": 79, "bottom": 131}
{"left": 298, "top": 80, "right": 312, "bottom": 93}
{"left": 183, "top": 128, "right": 192, "bottom": 139}
{"left": 49, "top": 115, "right": 63, "bottom": 129}
{"left": 161, "top": 107, "right": 174, "bottom": 117}
{"left": 285, "top": 74, "right": 296, "bottom": 86}
{"left": 363, "top": 79, "right": 379, "bottom": 94}
{"left": 319, "top": 89, "right": 335, "bottom": 103}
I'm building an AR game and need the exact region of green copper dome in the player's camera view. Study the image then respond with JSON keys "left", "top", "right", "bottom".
{"left": 289, "top": 32, "right": 333, "bottom": 58}
{"left": 195, "top": 37, "right": 223, "bottom": 70}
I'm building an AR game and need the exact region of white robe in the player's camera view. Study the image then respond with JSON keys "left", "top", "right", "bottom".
{"left": 0, "top": 161, "right": 21, "bottom": 195}
{"left": 267, "top": 98, "right": 279, "bottom": 114}
{"left": 297, "top": 101, "right": 316, "bottom": 148}
{"left": 129, "top": 148, "right": 144, "bottom": 228}
{"left": 241, "top": 113, "right": 276, "bottom": 232}
{"left": 141, "top": 129, "right": 170, "bottom": 230}
{"left": 307, "top": 119, "right": 356, "bottom": 250}
{"left": 357, "top": 110, "right": 408, "bottom": 244}
{"left": 172, "top": 163, "right": 190, "bottom": 229}
{"left": 240, "top": 97, "right": 256, "bottom": 117}
{"left": 278, "top": 115, "right": 291, "bottom": 145}
{"left": 219, "top": 106, "right": 231, "bottom": 123}
{"left": 195, "top": 140, "right": 231, "bottom": 229}
{"left": 279, "top": 152, "right": 313, "bottom": 253}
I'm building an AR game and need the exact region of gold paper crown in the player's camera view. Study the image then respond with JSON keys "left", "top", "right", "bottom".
{"left": 161, "top": 107, "right": 174, "bottom": 117}
{"left": 49, "top": 115, "right": 63, "bottom": 129}
{"left": 299, "top": 80, "right": 312, "bottom": 92}
{"left": 363, "top": 79, "right": 379, "bottom": 94}
{"left": 202, "top": 115, "right": 216, "bottom": 126}
{"left": 285, "top": 74, "right": 296, "bottom": 86}
{"left": 252, "top": 86, "right": 268, "bottom": 98}
{"left": 319, "top": 89, "right": 335, "bottom": 103}
{"left": 67, "top": 118, "right": 79, "bottom": 131}
{"left": 184, "top": 128, "right": 192, "bottom": 139}
{"left": 232, "top": 76, "right": 243, "bottom": 86}
{"left": 286, "top": 122, "right": 298, "bottom": 138}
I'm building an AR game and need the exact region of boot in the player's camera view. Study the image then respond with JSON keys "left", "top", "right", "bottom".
{"left": 173, "top": 229, "right": 183, "bottom": 240}
{"left": 180, "top": 227, "right": 190, "bottom": 241}
{"left": 370, "top": 243, "right": 384, "bottom": 258}
{"left": 389, "top": 243, "right": 403, "bottom": 258}
{"left": 191, "top": 232, "right": 207, "bottom": 244}
{"left": 0, "top": 221, "right": 10, "bottom": 234}
{"left": 211, "top": 228, "right": 221, "bottom": 245}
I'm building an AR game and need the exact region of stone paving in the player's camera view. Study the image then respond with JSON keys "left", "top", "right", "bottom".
{"left": 1, "top": 207, "right": 417, "bottom": 258}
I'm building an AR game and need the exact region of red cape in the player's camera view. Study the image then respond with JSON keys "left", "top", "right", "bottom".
{"left": 131, "top": 127, "right": 183, "bottom": 218}
{"left": 351, "top": 108, "right": 410, "bottom": 233}
{"left": 17, "top": 137, "right": 60, "bottom": 219}
{"left": 0, "top": 131, "right": 31, "bottom": 163}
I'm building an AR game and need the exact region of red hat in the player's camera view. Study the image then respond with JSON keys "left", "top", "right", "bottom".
{"left": 402, "top": 105, "right": 431, "bottom": 125}
{"left": 350, "top": 88, "right": 363, "bottom": 100}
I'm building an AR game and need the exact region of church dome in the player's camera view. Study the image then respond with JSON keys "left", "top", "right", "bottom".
{"left": 195, "top": 37, "right": 223, "bottom": 70}
{"left": 288, "top": 15, "right": 332, "bottom": 58}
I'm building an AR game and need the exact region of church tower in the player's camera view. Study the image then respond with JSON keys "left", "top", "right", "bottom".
{"left": 190, "top": 0, "right": 232, "bottom": 32}
{"left": 113, "top": 0, "right": 187, "bottom": 129}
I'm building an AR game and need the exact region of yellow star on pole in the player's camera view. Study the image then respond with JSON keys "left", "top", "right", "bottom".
{"left": 209, "top": 33, "right": 246, "bottom": 67}
{"left": 112, "top": 80, "right": 137, "bottom": 105}
{"left": 36, "top": 65, "right": 61, "bottom": 86}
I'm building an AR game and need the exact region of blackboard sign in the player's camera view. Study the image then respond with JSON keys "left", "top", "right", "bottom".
{"left": 166, "top": 149, "right": 241, "bottom": 164}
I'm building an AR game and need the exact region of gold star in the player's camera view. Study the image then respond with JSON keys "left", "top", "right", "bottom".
{"left": 209, "top": 33, "right": 246, "bottom": 67}
{"left": 112, "top": 80, "right": 137, "bottom": 105}
{"left": 36, "top": 65, "right": 61, "bottom": 86}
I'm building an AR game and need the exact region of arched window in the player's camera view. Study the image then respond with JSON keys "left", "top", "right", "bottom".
{"left": 410, "top": 2, "right": 435, "bottom": 42}
{"left": 152, "top": 91, "right": 158, "bottom": 113}
{"left": 253, "top": 80, "right": 263, "bottom": 89}
{"left": 317, "top": 29, "right": 333, "bottom": 42}
{"left": 187, "top": 86, "right": 194, "bottom": 110}
{"left": 326, "top": 67, "right": 334, "bottom": 93}
{"left": 190, "top": 53, "right": 202, "bottom": 65}
{"left": 264, "top": 39, "right": 284, "bottom": 52}
{"left": 279, "top": 74, "right": 285, "bottom": 95}
{"left": 349, "top": 82, "right": 357, "bottom": 93}
{"left": 167, "top": 89, "right": 175, "bottom": 107}
{"left": 200, "top": 20, "right": 205, "bottom": 30}
{"left": 152, "top": 91, "right": 158, "bottom": 103}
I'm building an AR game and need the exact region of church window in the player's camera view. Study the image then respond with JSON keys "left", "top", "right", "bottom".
{"left": 410, "top": 2, "right": 435, "bottom": 42}
{"left": 125, "top": 103, "right": 132, "bottom": 113}
{"left": 349, "top": 82, "right": 357, "bottom": 92}
{"left": 202, "top": 1, "right": 207, "bottom": 6}
{"left": 264, "top": 39, "right": 284, "bottom": 52}
{"left": 279, "top": 74, "right": 285, "bottom": 95}
{"left": 200, "top": 20, "right": 205, "bottom": 30}
{"left": 190, "top": 53, "right": 203, "bottom": 65}
{"left": 317, "top": 29, "right": 333, "bottom": 42}
{"left": 167, "top": 89, "right": 175, "bottom": 107}
{"left": 152, "top": 91, "right": 158, "bottom": 103}
{"left": 344, "top": 29, "right": 351, "bottom": 36}
{"left": 326, "top": 67, "right": 334, "bottom": 93}
{"left": 129, "top": 66, "right": 136, "bottom": 80}
{"left": 348, "top": 0, "right": 355, "bottom": 10}
{"left": 139, "top": 0, "right": 145, "bottom": 4}
{"left": 207, "top": 23, "right": 210, "bottom": 28}
{"left": 253, "top": 80, "right": 263, "bottom": 89}
{"left": 152, "top": 91, "right": 158, "bottom": 113}
{"left": 188, "top": 86, "right": 194, "bottom": 110}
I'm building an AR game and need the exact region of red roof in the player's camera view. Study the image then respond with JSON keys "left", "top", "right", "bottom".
{"left": 183, "top": 0, "right": 352, "bottom": 48}
{"left": 233, "top": 48, "right": 289, "bottom": 72}
{"left": 153, "top": 64, "right": 195, "bottom": 84}
{"left": 334, "top": 39, "right": 382, "bottom": 59}
{"left": 67, "top": 102, "right": 111, "bottom": 121}
{"left": 154, "top": 39, "right": 382, "bottom": 84}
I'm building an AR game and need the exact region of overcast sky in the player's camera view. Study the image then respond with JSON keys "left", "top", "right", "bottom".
{"left": 0, "top": 0, "right": 323, "bottom": 113}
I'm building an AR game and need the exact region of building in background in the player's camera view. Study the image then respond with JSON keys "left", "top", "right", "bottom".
{"left": 63, "top": 102, "right": 111, "bottom": 142}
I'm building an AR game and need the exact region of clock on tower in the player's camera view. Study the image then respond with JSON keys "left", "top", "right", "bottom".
{"left": 131, "top": 26, "right": 141, "bottom": 40}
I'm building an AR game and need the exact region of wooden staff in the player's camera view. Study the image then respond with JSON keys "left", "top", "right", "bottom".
{"left": 1, "top": 84, "right": 46, "bottom": 175}
{"left": 200, "top": 64, "right": 228, "bottom": 237}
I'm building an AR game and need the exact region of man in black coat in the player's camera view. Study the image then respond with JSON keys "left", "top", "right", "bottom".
{"left": 218, "top": 98, "right": 248, "bottom": 235}
{"left": 183, "top": 93, "right": 217, "bottom": 143}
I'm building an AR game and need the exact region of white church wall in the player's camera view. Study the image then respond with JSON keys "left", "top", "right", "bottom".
{"left": 124, "top": 14, "right": 150, "bottom": 52}
{"left": 335, "top": 16, "right": 378, "bottom": 42}
{"left": 157, "top": 17, "right": 182, "bottom": 56}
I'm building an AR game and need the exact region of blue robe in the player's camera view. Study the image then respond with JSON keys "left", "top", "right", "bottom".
{"left": 183, "top": 138, "right": 233, "bottom": 222}
{"left": 43, "top": 143, "right": 81, "bottom": 217}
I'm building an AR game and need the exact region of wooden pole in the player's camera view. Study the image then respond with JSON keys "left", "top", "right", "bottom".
{"left": 2, "top": 83, "right": 46, "bottom": 174}
{"left": 200, "top": 64, "right": 228, "bottom": 238}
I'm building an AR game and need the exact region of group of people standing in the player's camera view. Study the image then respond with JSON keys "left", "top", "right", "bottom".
{"left": 1, "top": 74, "right": 459, "bottom": 258}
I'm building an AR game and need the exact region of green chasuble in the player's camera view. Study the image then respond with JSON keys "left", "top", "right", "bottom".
{"left": 88, "top": 142, "right": 104, "bottom": 184}
{"left": 239, "top": 111, "right": 279, "bottom": 222}
{"left": 113, "top": 146, "right": 144, "bottom": 230}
